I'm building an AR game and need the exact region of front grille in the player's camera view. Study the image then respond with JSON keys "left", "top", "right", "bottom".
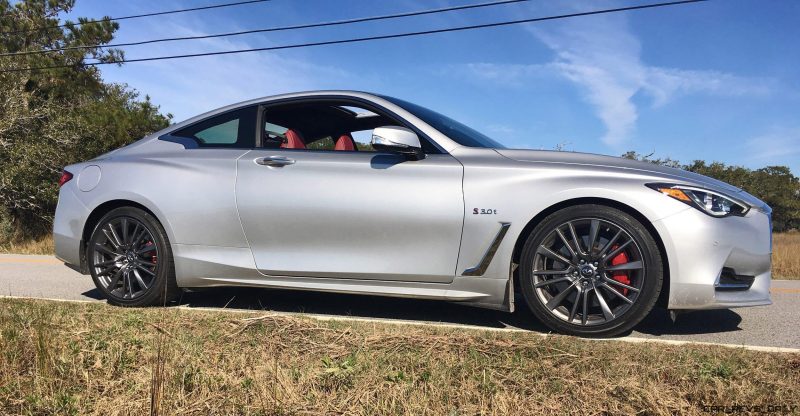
{"left": 715, "top": 267, "right": 755, "bottom": 291}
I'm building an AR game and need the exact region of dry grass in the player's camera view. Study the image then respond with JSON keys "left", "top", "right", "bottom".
{"left": 774, "top": 231, "right": 800, "bottom": 279}
{"left": 0, "top": 234, "right": 53, "bottom": 255}
{"left": 0, "top": 298, "right": 797, "bottom": 415}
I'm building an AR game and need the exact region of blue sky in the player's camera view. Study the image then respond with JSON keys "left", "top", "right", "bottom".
{"left": 65, "top": 0, "right": 800, "bottom": 169}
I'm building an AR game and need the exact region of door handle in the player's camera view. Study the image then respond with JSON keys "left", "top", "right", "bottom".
{"left": 255, "top": 156, "right": 295, "bottom": 167}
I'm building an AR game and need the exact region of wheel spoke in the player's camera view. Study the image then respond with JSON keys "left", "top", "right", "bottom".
{"left": 107, "top": 268, "right": 124, "bottom": 292}
{"left": 568, "top": 287, "right": 582, "bottom": 322}
{"left": 587, "top": 219, "right": 600, "bottom": 256}
{"left": 580, "top": 289, "right": 590, "bottom": 325}
{"left": 555, "top": 228, "right": 577, "bottom": 259}
{"left": 94, "top": 243, "right": 120, "bottom": 257}
{"left": 532, "top": 269, "right": 572, "bottom": 276}
{"left": 137, "top": 245, "right": 156, "bottom": 255}
{"left": 94, "top": 259, "right": 117, "bottom": 267}
{"left": 136, "top": 265, "right": 155, "bottom": 276}
{"left": 133, "top": 269, "right": 149, "bottom": 290}
{"left": 102, "top": 229, "right": 120, "bottom": 249}
{"left": 604, "top": 277, "right": 640, "bottom": 293}
{"left": 128, "top": 223, "right": 142, "bottom": 248}
{"left": 534, "top": 276, "right": 572, "bottom": 288}
{"left": 597, "top": 229, "right": 623, "bottom": 258}
{"left": 107, "top": 223, "right": 123, "bottom": 249}
{"left": 595, "top": 288, "right": 615, "bottom": 321}
{"left": 600, "top": 284, "right": 633, "bottom": 304}
{"left": 125, "top": 271, "right": 134, "bottom": 298}
{"left": 138, "top": 260, "right": 157, "bottom": 268}
{"left": 96, "top": 266, "right": 117, "bottom": 277}
{"left": 603, "top": 239, "right": 632, "bottom": 261}
{"left": 546, "top": 281, "right": 578, "bottom": 310}
{"left": 605, "top": 260, "right": 643, "bottom": 272}
{"left": 566, "top": 222, "right": 585, "bottom": 256}
{"left": 537, "top": 245, "right": 573, "bottom": 267}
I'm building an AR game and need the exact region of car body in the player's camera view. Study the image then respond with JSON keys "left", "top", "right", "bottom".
{"left": 53, "top": 90, "right": 772, "bottom": 337}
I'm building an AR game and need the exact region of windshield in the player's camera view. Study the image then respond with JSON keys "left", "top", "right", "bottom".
{"left": 381, "top": 96, "right": 505, "bottom": 149}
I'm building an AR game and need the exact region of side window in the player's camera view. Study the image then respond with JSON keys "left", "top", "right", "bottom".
{"left": 260, "top": 101, "right": 423, "bottom": 152}
{"left": 174, "top": 106, "right": 257, "bottom": 148}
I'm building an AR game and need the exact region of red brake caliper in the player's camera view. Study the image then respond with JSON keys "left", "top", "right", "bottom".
{"left": 609, "top": 245, "right": 630, "bottom": 296}
{"left": 145, "top": 241, "right": 157, "bottom": 265}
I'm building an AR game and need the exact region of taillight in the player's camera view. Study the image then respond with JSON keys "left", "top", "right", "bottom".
{"left": 58, "top": 170, "right": 73, "bottom": 187}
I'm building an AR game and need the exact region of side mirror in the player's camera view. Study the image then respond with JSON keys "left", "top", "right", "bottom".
{"left": 371, "top": 126, "right": 425, "bottom": 160}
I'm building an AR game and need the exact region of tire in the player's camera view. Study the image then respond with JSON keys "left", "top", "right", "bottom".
{"left": 518, "top": 204, "right": 663, "bottom": 337}
{"left": 86, "top": 207, "right": 180, "bottom": 307}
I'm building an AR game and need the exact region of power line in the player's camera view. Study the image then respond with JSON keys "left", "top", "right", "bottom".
{"left": 0, "top": 0, "right": 708, "bottom": 74}
{"left": 0, "top": 0, "right": 529, "bottom": 57}
{"left": 0, "top": 0, "right": 273, "bottom": 36}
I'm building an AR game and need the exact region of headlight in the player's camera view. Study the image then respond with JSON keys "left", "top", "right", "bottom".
{"left": 646, "top": 183, "right": 749, "bottom": 217}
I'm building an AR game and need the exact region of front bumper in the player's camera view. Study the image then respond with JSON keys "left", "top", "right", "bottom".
{"left": 653, "top": 206, "right": 772, "bottom": 310}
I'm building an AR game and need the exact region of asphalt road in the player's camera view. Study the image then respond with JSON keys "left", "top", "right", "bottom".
{"left": 1, "top": 253, "right": 798, "bottom": 350}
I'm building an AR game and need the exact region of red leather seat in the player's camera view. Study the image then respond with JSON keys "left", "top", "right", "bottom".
{"left": 282, "top": 129, "right": 306, "bottom": 149}
{"left": 334, "top": 133, "right": 356, "bottom": 151}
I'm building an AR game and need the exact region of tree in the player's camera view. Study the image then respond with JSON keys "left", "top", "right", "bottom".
{"left": 0, "top": 0, "right": 171, "bottom": 239}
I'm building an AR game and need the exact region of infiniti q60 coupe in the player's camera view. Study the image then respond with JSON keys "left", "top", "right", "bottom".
{"left": 53, "top": 91, "right": 772, "bottom": 337}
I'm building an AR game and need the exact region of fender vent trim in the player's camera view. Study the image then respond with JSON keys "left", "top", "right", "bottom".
{"left": 462, "top": 222, "right": 511, "bottom": 276}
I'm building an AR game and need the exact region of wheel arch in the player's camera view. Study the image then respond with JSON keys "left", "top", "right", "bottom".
{"left": 510, "top": 197, "right": 671, "bottom": 308}
{"left": 82, "top": 199, "right": 166, "bottom": 251}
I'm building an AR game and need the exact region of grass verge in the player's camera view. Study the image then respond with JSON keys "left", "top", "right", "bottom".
{"left": 0, "top": 234, "right": 53, "bottom": 255}
{"left": 0, "top": 298, "right": 798, "bottom": 415}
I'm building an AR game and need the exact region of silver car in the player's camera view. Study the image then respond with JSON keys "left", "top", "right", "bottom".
{"left": 53, "top": 91, "right": 772, "bottom": 337}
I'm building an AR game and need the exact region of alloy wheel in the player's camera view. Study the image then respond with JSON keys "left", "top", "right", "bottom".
{"left": 90, "top": 216, "right": 159, "bottom": 300}
{"left": 531, "top": 218, "right": 645, "bottom": 327}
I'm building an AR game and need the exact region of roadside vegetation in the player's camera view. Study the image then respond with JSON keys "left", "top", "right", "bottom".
{"left": 774, "top": 231, "right": 800, "bottom": 279}
{"left": 0, "top": 298, "right": 797, "bottom": 415}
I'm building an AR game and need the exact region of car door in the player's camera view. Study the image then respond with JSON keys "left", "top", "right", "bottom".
{"left": 235, "top": 103, "right": 464, "bottom": 283}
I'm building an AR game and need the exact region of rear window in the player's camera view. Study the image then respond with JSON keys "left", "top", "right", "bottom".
{"left": 174, "top": 106, "right": 258, "bottom": 148}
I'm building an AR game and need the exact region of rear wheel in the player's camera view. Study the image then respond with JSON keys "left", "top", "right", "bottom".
{"left": 87, "top": 207, "right": 179, "bottom": 307}
{"left": 519, "top": 204, "right": 663, "bottom": 337}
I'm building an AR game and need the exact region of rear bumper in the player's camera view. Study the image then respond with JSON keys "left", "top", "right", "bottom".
{"left": 53, "top": 184, "right": 89, "bottom": 272}
{"left": 653, "top": 207, "right": 772, "bottom": 310}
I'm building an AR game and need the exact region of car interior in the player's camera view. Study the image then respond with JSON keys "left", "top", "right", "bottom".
{"left": 261, "top": 102, "right": 402, "bottom": 151}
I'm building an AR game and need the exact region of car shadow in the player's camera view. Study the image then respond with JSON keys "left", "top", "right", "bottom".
{"left": 631, "top": 308, "right": 743, "bottom": 336}
{"left": 176, "top": 287, "right": 551, "bottom": 330}
{"left": 171, "top": 288, "right": 745, "bottom": 336}
{"left": 81, "top": 288, "right": 105, "bottom": 300}
{"left": 84, "top": 286, "right": 745, "bottom": 337}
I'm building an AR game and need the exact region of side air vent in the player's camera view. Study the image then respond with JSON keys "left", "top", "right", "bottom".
{"left": 715, "top": 267, "right": 755, "bottom": 291}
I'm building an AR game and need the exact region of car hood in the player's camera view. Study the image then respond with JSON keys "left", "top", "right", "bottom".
{"left": 495, "top": 149, "right": 743, "bottom": 194}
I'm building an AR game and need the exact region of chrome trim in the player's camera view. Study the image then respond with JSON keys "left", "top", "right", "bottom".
{"left": 462, "top": 222, "right": 511, "bottom": 276}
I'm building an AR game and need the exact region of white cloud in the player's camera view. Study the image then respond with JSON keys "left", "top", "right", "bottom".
{"left": 456, "top": 8, "right": 774, "bottom": 148}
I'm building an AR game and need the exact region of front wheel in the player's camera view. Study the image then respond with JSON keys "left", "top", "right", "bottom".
{"left": 518, "top": 204, "right": 663, "bottom": 337}
{"left": 87, "top": 207, "right": 180, "bottom": 307}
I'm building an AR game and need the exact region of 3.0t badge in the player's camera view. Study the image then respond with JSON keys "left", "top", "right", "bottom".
{"left": 473, "top": 208, "right": 497, "bottom": 215}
